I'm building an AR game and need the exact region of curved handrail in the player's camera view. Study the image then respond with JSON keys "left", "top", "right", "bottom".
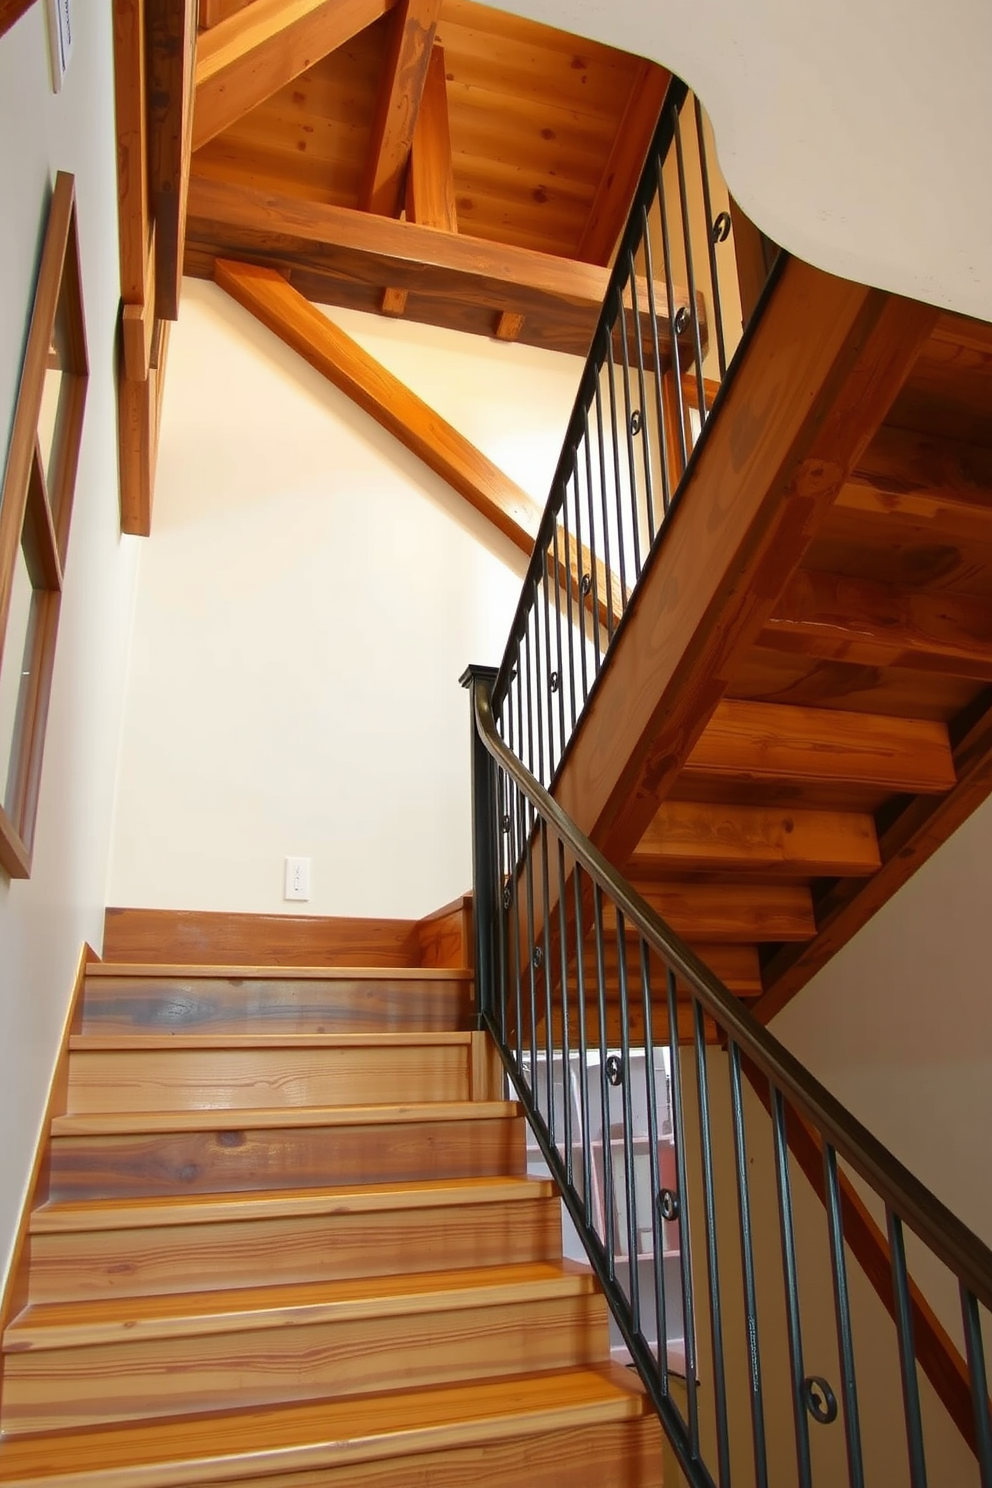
{"left": 472, "top": 674, "right": 992, "bottom": 1312}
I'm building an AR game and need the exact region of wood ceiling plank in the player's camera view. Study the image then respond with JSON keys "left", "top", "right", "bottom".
{"left": 362, "top": 0, "right": 443, "bottom": 217}
{"left": 577, "top": 60, "right": 670, "bottom": 267}
{"left": 214, "top": 259, "right": 542, "bottom": 553}
{"left": 148, "top": 0, "right": 198, "bottom": 321}
{"left": 629, "top": 800, "right": 880, "bottom": 879}
{"left": 194, "top": 0, "right": 396, "bottom": 152}
{"left": 406, "top": 44, "right": 457, "bottom": 232}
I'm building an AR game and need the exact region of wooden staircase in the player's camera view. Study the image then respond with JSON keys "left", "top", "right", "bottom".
{"left": 0, "top": 960, "right": 662, "bottom": 1486}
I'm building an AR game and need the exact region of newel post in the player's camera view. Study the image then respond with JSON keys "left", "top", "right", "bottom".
{"left": 460, "top": 665, "right": 500, "bottom": 1032}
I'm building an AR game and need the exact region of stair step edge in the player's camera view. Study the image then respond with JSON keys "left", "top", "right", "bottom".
{"left": 51, "top": 1100, "right": 519, "bottom": 1136}
{"left": 67, "top": 1033, "right": 476, "bottom": 1051}
{"left": 85, "top": 965, "right": 473, "bottom": 980}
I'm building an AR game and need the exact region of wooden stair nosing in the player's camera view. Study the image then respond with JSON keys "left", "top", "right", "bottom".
{"left": 66, "top": 1032, "right": 476, "bottom": 1051}
{"left": 51, "top": 1100, "right": 519, "bottom": 1137}
{"left": 84, "top": 964, "right": 473, "bottom": 981}
{"left": 0, "top": 1366, "right": 648, "bottom": 1487}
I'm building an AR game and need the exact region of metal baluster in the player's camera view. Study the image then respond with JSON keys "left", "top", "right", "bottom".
{"left": 728, "top": 1040, "right": 769, "bottom": 1487}
{"left": 640, "top": 196, "right": 673, "bottom": 517}
{"left": 539, "top": 820, "right": 555, "bottom": 1141}
{"left": 672, "top": 102, "right": 708, "bottom": 424}
{"left": 625, "top": 247, "right": 657, "bottom": 545}
{"left": 655, "top": 130, "right": 688, "bottom": 472}
{"left": 592, "top": 375, "right": 616, "bottom": 643}
{"left": 558, "top": 838, "right": 574, "bottom": 1185}
{"left": 550, "top": 522, "right": 567, "bottom": 760}
{"left": 532, "top": 584, "right": 546, "bottom": 790}
{"left": 573, "top": 865, "right": 593, "bottom": 1231}
{"left": 640, "top": 939, "right": 669, "bottom": 1388}
{"left": 571, "top": 461, "right": 590, "bottom": 705}
{"left": 541, "top": 545, "right": 556, "bottom": 778}
{"left": 581, "top": 410, "right": 603, "bottom": 673}
{"left": 693, "top": 999, "right": 731, "bottom": 1487}
{"left": 961, "top": 1285, "right": 992, "bottom": 1488}
{"left": 666, "top": 968, "right": 700, "bottom": 1457}
{"left": 505, "top": 686, "right": 524, "bottom": 1074}
{"left": 887, "top": 1210, "right": 928, "bottom": 1488}
{"left": 593, "top": 884, "right": 616, "bottom": 1281}
{"left": 604, "top": 352, "right": 629, "bottom": 610}
{"left": 559, "top": 482, "right": 578, "bottom": 734}
{"left": 771, "top": 1085, "right": 813, "bottom": 1488}
{"left": 519, "top": 649, "right": 539, "bottom": 1094}
{"left": 693, "top": 96, "right": 728, "bottom": 379}
{"left": 615, "top": 273, "right": 644, "bottom": 580}
{"left": 495, "top": 770, "right": 508, "bottom": 1048}
{"left": 615, "top": 912, "right": 640, "bottom": 1333}
{"left": 824, "top": 1142, "right": 866, "bottom": 1488}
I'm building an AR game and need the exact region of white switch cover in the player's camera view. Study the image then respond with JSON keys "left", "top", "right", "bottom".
{"left": 284, "top": 856, "right": 311, "bottom": 902}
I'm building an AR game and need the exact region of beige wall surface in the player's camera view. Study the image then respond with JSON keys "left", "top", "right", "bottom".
{"left": 0, "top": 8, "right": 141, "bottom": 1277}
{"left": 106, "top": 283, "right": 583, "bottom": 919}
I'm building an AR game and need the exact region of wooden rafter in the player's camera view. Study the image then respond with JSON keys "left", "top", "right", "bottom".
{"left": 148, "top": 0, "right": 198, "bottom": 321}
{"left": 405, "top": 44, "right": 457, "bottom": 233}
{"left": 362, "top": 0, "right": 443, "bottom": 218}
{"left": 577, "top": 60, "right": 670, "bottom": 267}
{"left": 193, "top": 0, "right": 396, "bottom": 153}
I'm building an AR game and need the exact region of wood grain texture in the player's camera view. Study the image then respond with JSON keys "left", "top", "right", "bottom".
{"left": 102, "top": 906, "right": 423, "bottom": 966}
{"left": 199, "top": 0, "right": 254, "bottom": 25}
{"left": 112, "top": 0, "right": 151, "bottom": 304}
{"left": 417, "top": 893, "right": 473, "bottom": 968}
{"left": 406, "top": 42, "right": 457, "bottom": 232}
{"left": 193, "top": 0, "right": 396, "bottom": 151}
{"left": 363, "top": 0, "right": 443, "bottom": 217}
{"left": 118, "top": 316, "right": 170, "bottom": 536}
{"left": 148, "top": 0, "right": 198, "bottom": 320}
{"left": 629, "top": 800, "right": 880, "bottom": 878}
{"left": 888, "top": 312, "right": 992, "bottom": 450}
{"left": 624, "top": 880, "right": 815, "bottom": 943}
{"left": 576, "top": 59, "right": 669, "bottom": 266}
{"left": 214, "top": 258, "right": 543, "bottom": 551}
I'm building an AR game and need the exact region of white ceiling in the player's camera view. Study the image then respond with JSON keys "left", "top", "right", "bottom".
{"left": 496, "top": 0, "right": 992, "bottom": 322}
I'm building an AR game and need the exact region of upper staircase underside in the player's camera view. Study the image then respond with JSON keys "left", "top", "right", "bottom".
{"left": 549, "top": 256, "right": 992, "bottom": 1023}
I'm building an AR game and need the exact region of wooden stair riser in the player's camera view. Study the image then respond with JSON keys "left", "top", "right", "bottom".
{"left": 27, "top": 1197, "right": 563, "bottom": 1304}
{"left": 2, "top": 1293, "right": 608, "bottom": 1434}
{"left": 79, "top": 973, "right": 474, "bottom": 1036}
{"left": 64, "top": 1046, "right": 472, "bottom": 1114}
{"left": 48, "top": 1117, "right": 526, "bottom": 1201}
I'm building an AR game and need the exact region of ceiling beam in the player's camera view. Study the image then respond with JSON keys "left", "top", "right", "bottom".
{"left": 405, "top": 44, "right": 457, "bottom": 233}
{"left": 213, "top": 259, "right": 542, "bottom": 553}
{"left": 362, "top": 0, "right": 443, "bottom": 218}
{"left": 186, "top": 175, "right": 698, "bottom": 361}
{"left": 577, "top": 60, "right": 670, "bottom": 267}
{"left": 148, "top": 0, "right": 198, "bottom": 320}
{"left": 193, "top": 0, "right": 396, "bottom": 153}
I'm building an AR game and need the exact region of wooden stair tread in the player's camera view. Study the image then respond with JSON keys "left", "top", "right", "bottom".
{"left": 31, "top": 1176, "right": 554, "bottom": 1234}
{"left": 6, "top": 1262, "right": 595, "bottom": 1351}
{"left": 0, "top": 1366, "right": 647, "bottom": 1487}
{"left": 85, "top": 965, "right": 473, "bottom": 981}
{"left": 67, "top": 1032, "right": 475, "bottom": 1051}
{"left": 51, "top": 1101, "right": 518, "bottom": 1136}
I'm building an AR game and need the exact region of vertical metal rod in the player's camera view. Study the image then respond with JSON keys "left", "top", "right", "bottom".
{"left": 494, "top": 771, "right": 508, "bottom": 1049}
{"left": 593, "top": 883, "right": 616, "bottom": 1281}
{"left": 693, "top": 95, "right": 728, "bottom": 379}
{"left": 557, "top": 837, "right": 574, "bottom": 1185}
{"left": 581, "top": 408, "right": 603, "bottom": 673}
{"left": 540, "top": 552, "right": 555, "bottom": 779}
{"left": 672, "top": 103, "right": 708, "bottom": 423}
{"left": 573, "top": 865, "right": 593, "bottom": 1230}
{"left": 539, "top": 819, "right": 555, "bottom": 1142}
{"left": 615, "top": 909, "right": 640, "bottom": 1332}
{"left": 615, "top": 275, "right": 643, "bottom": 580}
{"left": 592, "top": 375, "right": 616, "bottom": 642}
{"left": 570, "top": 462, "right": 590, "bottom": 706}
{"left": 666, "top": 968, "right": 700, "bottom": 1457}
{"left": 550, "top": 522, "right": 567, "bottom": 757}
{"left": 823, "top": 1142, "right": 866, "bottom": 1488}
{"left": 961, "top": 1285, "right": 992, "bottom": 1488}
{"left": 559, "top": 484, "right": 578, "bottom": 734}
{"left": 604, "top": 353, "right": 629, "bottom": 610}
{"left": 520, "top": 664, "right": 539, "bottom": 1095}
{"left": 887, "top": 1210, "right": 928, "bottom": 1488}
{"left": 640, "top": 197, "right": 673, "bottom": 518}
{"left": 640, "top": 939, "right": 669, "bottom": 1387}
{"left": 655, "top": 142, "right": 688, "bottom": 471}
{"left": 532, "top": 586, "right": 546, "bottom": 790}
{"left": 771, "top": 1086, "right": 813, "bottom": 1488}
{"left": 728, "top": 1040, "right": 769, "bottom": 1487}
{"left": 505, "top": 688, "right": 524, "bottom": 1074}
{"left": 693, "top": 999, "right": 731, "bottom": 1487}
{"left": 523, "top": 618, "right": 536, "bottom": 785}
{"left": 625, "top": 247, "right": 657, "bottom": 546}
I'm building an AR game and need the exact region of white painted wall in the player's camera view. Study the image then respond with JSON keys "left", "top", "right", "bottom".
{"left": 0, "top": 6, "right": 140, "bottom": 1273}
{"left": 495, "top": 0, "right": 992, "bottom": 323}
{"left": 106, "top": 282, "right": 583, "bottom": 919}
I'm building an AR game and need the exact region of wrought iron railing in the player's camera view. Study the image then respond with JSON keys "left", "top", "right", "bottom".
{"left": 464, "top": 666, "right": 992, "bottom": 1488}
{"left": 490, "top": 77, "right": 775, "bottom": 786}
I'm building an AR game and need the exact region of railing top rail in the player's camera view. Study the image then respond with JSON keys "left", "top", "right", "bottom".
{"left": 470, "top": 673, "right": 992, "bottom": 1312}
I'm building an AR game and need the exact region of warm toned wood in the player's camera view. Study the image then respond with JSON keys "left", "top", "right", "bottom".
{"left": 684, "top": 699, "right": 956, "bottom": 796}
{"left": 0, "top": 0, "right": 35, "bottom": 39}
{"left": 470, "top": 1030, "right": 503, "bottom": 1101}
{"left": 67, "top": 1031, "right": 474, "bottom": 1048}
{"left": 148, "top": 0, "right": 197, "bottom": 320}
{"left": 550, "top": 262, "right": 940, "bottom": 871}
{"left": 417, "top": 892, "right": 473, "bottom": 967}
{"left": 729, "top": 198, "right": 778, "bottom": 325}
{"left": 574, "top": 940, "right": 762, "bottom": 1000}
{"left": 495, "top": 310, "right": 525, "bottom": 342}
{"left": 118, "top": 317, "right": 170, "bottom": 536}
{"left": 185, "top": 175, "right": 695, "bottom": 360}
{"left": 629, "top": 800, "right": 880, "bottom": 878}
{"left": 48, "top": 1113, "right": 525, "bottom": 1200}
{"left": 215, "top": 258, "right": 544, "bottom": 552}
{"left": 0, "top": 1366, "right": 650, "bottom": 1487}
{"left": 52, "top": 1098, "right": 516, "bottom": 1135}
{"left": 763, "top": 566, "right": 992, "bottom": 679}
{"left": 624, "top": 880, "right": 816, "bottom": 943}
{"left": 193, "top": 0, "right": 396, "bottom": 152}
{"left": 112, "top": 0, "right": 151, "bottom": 305}
{"left": 121, "top": 226, "right": 157, "bottom": 382}
{"left": 742, "top": 1060, "right": 980, "bottom": 1453}
{"left": 363, "top": 0, "right": 443, "bottom": 217}
{"left": 888, "top": 312, "right": 992, "bottom": 451}
{"left": 576, "top": 60, "right": 670, "bottom": 266}
{"left": 64, "top": 1044, "right": 472, "bottom": 1112}
{"left": 102, "top": 905, "right": 423, "bottom": 966}
{"left": 381, "top": 285, "right": 408, "bottom": 316}
{"left": 199, "top": 0, "right": 254, "bottom": 23}
{"left": 406, "top": 43, "right": 457, "bottom": 232}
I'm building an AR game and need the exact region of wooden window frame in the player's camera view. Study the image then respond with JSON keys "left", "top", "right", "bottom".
{"left": 0, "top": 171, "right": 88, "bottom": 878}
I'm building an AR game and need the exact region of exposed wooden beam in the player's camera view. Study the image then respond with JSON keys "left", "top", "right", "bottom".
{"left": 363, "top": 0, "right": 443, "bottom": 218}
{"left": 112, "top": 0, "right": 151, "bottom": 307}
{"left": 122, "top": 224, "right": 159, "bottom": 382}
{"left": 628, "top": 801, "right": 880, "bottom": 879}
{"left": 762, "top": 567, "right": 992, "bottom": 680}
{"left": 405, "top": 44, "right": 456, "bottom": 233}
{"left": 148, "top": 0, "right": 198, "bottom": 320}
{"left": 380, "top": 287, "right": 408, "bottom": 317}
{"left": 577, "top": 60, "right": 670, "bottom": 268}
{"left": 193, "top": 0, "right": 395, "bottom": 153}
{"left": 214, "top": 259, "right": 542, "bottom": 552}
{"left": 119, "top": 319, "right": 171, "bottom": 537}
{"left": 494, "top": 312, "right": 525, "bottom": 344}
{"left": 186, "top": 175, "right": 699, "bottom": 360}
